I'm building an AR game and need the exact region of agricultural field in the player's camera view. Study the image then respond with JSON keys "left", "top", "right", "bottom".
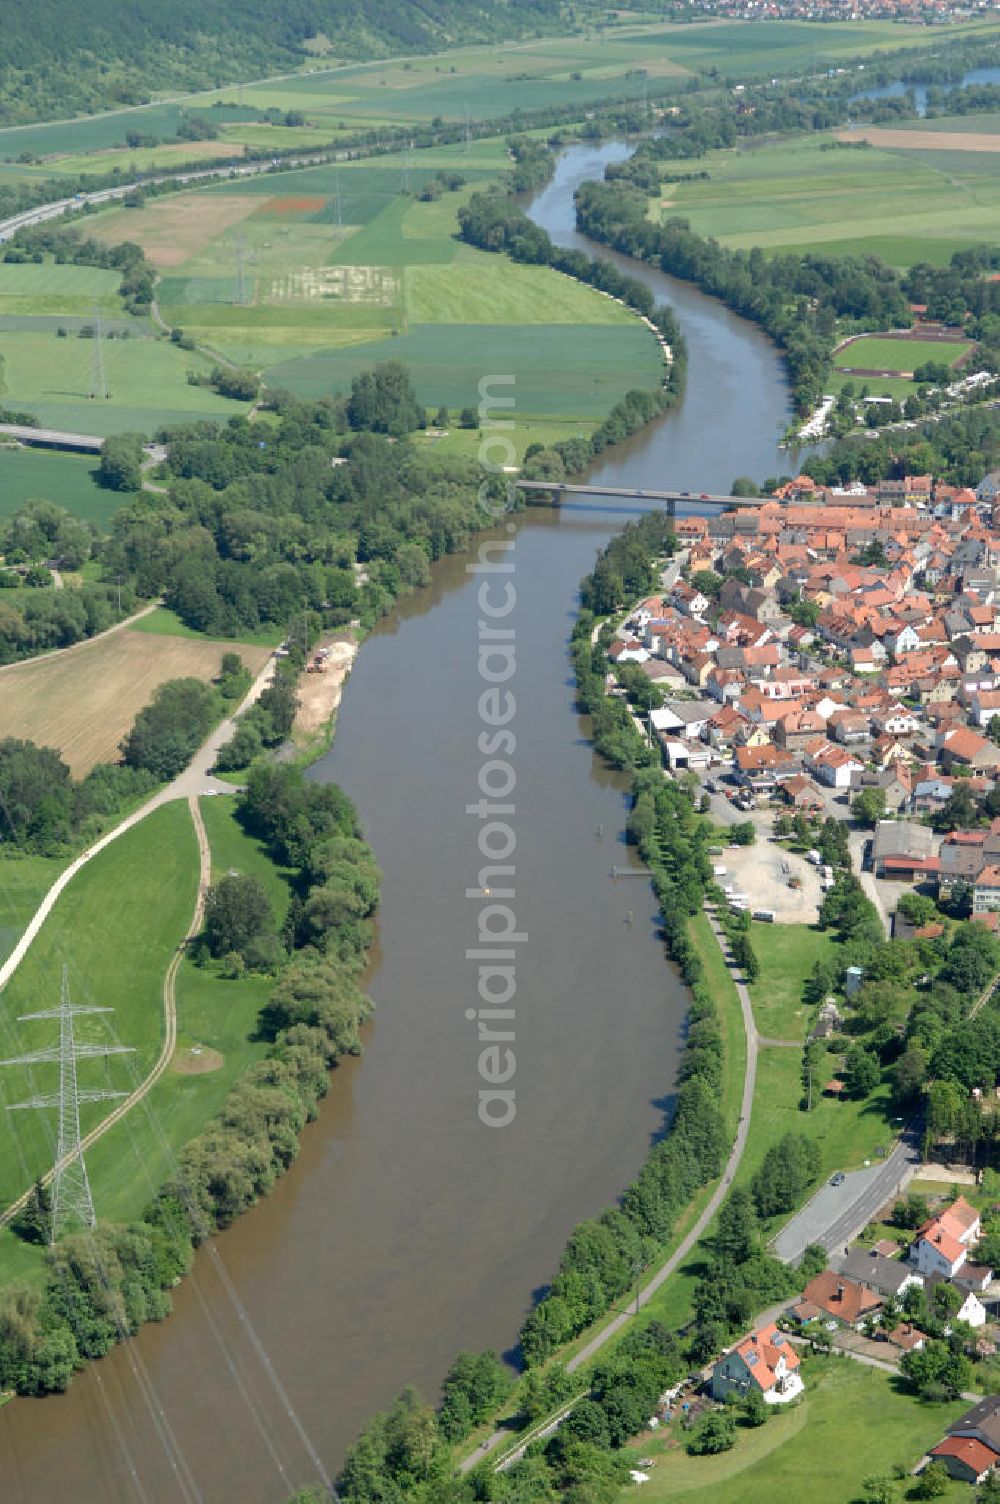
{"left": 0, "top": 255, "right": 252, "bottom": 434}
{"left": 648, "top": 130, "right": 1000, "bottom": 266}
{"left": 3, "top": 18, "right": 997, "bottom": 182}
{"left": 82, "top": 137, "right": 663, "bottom": 441}
{"left": 0, "top": 448, "right": 125, "bottom": 526}
{"left": 623, "top": 1356, "right": 968, "bottom": 1502}
{"left": 0, "top": 623, "right": 271, "bottom": 775}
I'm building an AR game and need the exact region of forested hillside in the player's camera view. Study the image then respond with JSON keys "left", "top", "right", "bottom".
{"left": 0, "top": 0, "right": 574, "bottom": 124}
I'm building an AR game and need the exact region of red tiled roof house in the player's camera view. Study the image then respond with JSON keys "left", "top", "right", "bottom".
{"left": 711, "top": 1323, "right": 803, "bottom": 1406}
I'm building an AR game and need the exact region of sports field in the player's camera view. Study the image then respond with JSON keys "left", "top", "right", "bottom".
{"left": 82, "top": 136, "right": 664, "bottom": 440}
{"left": 0, "top": 448, "right": 125, "bottom": 526}
{"left": 0, "top": 624, "right": 271, "bottom": 775}
{"left": 650, "top": 126, "right": 1000, "bottom": 265}
{"left": 834, "top": 334, "right": 972, "bottom": 373}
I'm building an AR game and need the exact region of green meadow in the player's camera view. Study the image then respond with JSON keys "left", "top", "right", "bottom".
{"left": 0, "top": 326, "right": 249, "bottom": 435}
{"left": 0, "top": 796, "right": 290, "bottom": 1281}
{"left": 0, "top": 250, "right": 252, "bottom": 434}
{"left": 0, "top": 448, "right": 125, "bottom": 525}
{"left": 625, "top": 1356, "right": 968, "bottom": 1503}
{"left": 0, "top": 804, "right": 199, "bottom": 1222}
{"left": 651, "top": 129, "right": 1000, "bottom": 265}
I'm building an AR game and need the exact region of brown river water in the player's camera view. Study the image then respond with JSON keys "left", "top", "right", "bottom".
{"left": 0, "top": 142, "right": 791, "bottom": 1502}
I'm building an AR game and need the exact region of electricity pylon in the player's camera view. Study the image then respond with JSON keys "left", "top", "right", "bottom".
{"left": 89, "top": 305, "right": 110, "bottom": 400}
{"left": 0, "top": 966, "right": 133, "bottom": 1242}
{"left": 234, "top": 230, "right": 250, "bottom": 307}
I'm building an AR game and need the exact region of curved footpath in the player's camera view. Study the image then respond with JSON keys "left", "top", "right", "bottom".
{"left": 461, "top": 907, "right": 759, "bottom": 1474}
{"left": 0, "top": 656, "right": 275, "bottom": 1222}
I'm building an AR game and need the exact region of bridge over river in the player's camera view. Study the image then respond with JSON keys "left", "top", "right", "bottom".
{"left": 514, "top": 478, "right": 773, "bottom": 511}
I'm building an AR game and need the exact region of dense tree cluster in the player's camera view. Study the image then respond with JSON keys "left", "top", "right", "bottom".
{"left": 97, "top": 379, "right": 511, "bottom": 644}
{"left": 803, "top": 397, "right": 1000, "bottom": 492}
{"left": 0, "top": 0, "right": 573, "bottom": 125}
{"left": 120, "top": 676, "right": 218, "bottom": 779}
{"left": 0, "top": 737, "right": 156, "bottom": 853}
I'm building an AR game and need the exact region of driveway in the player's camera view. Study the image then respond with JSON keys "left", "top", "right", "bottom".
{"left": 773, "top": 1119, "right": 922, "bottom": 1264}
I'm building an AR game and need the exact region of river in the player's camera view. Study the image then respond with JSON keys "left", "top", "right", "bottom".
{"left": 849, "top": 63, "right": 1000, "bottom": 116}
{"left": 0, "top": 141, "right": 790, "bottom": 1503}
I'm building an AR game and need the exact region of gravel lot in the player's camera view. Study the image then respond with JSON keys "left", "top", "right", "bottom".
{"left": 717, "top": 830, "right": 824, "bottom": 923}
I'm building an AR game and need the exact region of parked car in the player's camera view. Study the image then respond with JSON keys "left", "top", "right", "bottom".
{"left": 830, "top": 1172, "right": 845, "bottom": 1187}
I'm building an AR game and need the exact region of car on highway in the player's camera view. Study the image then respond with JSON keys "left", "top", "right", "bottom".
{"left": 829, "top": 1172, "right": 845, "bottom": 1187}
{"left": 699, "top": 493, "right": 710, "bottom": 500}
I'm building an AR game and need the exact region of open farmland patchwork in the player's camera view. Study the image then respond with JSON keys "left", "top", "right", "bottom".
{"left": 647, "top": 126, "right": 1000, "bottom": 265}
{"left": 81, "top": 137, "right": 664, "bottom": 440}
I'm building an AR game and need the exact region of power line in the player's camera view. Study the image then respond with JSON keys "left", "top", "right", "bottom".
{"left": 0, "top": 965, "right": 133, "bottom": 1240}
{"left": 234, "top": 230, "right": 250, "bottom": 307}
{"left": 89, "top": 304, "right": 110, "bottom": 400}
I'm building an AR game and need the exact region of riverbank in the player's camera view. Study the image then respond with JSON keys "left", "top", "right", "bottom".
{"left": 0, "top": 136, "right": 794, "bottom": 1503}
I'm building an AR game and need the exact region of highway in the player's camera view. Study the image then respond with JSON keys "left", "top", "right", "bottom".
{"left": 0, "top": 423, "right": 105, "bottom": 452}
{"left": 0, "top": 148, "right": 337, "bottom": 246}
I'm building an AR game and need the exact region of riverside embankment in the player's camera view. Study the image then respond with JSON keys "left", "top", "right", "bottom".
{"left": 0, "top": 140, "right": 791, "bottom": 1504}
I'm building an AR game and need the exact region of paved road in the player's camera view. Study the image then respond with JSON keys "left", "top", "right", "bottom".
{"left": 773, "top": 1118, "right": 921, "bottom": 1264}
{"left": 848, "top": 826, "right": 891, "bottom": 937}
{"left": 460, "top": 907, "right": 759, "bottom": 1474}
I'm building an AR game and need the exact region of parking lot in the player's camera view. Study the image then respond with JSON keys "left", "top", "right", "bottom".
{"left": 715, "top": 826, "right": 824, "bottom": 924}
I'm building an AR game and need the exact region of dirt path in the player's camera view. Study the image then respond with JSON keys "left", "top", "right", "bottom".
{"left": 0, "top": 599, "right": 161, "bottom": 676}
{"left": 0, "top": 793, "right": 212, "bottom": 1227}
{"left": 0, "top": 654, "right": 276, "bottom": 1227}
{"left": 461, "top": 907, "right": 759, "bottom": 1474}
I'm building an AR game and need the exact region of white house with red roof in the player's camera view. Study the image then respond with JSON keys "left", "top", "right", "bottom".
{"left": 912, "top": 1197, "right": 982, "bottom": 1280}
{"left": 711, "top": 1323, "right": 803, "bottom": 1406}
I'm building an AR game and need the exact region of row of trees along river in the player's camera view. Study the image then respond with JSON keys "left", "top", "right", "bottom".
{"left": 0, "top": 140, "right": 792, "bottom": 1503}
